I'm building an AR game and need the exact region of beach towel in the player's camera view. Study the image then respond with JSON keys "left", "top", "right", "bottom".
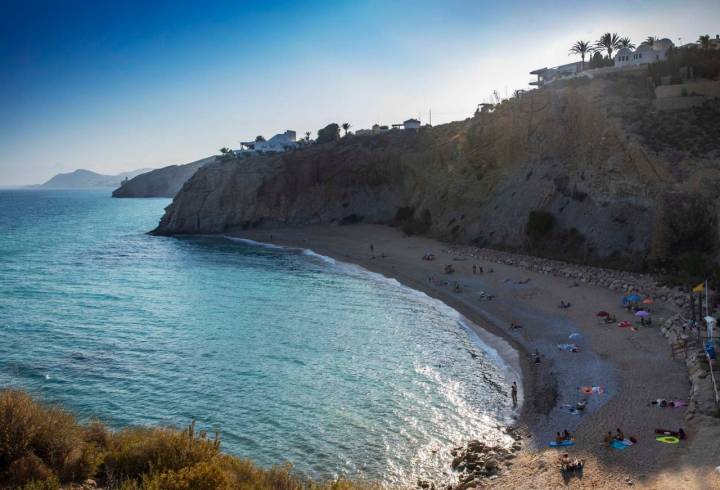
{"left": 656, "top": 436, "right": 679, "bottom": 444}
{"left": 558, "top": 343, "right": 579, "bottom": 352}
{"left": 549, "top": 440, "right": 575, "bottom": 447}
{"left": 579, "top": 386, "right": 604, "bottom": 395}
{"left": 617, "top": 321, "right": 632, "bottom": 328}
{"left": 610, "top": 440, "right": 633, "bottom": 450}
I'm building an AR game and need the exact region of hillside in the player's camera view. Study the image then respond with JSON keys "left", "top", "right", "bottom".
{"left": 153, "top": 72, "right": 720, "bottom": 270}
{"left": 37, "top": 168, "right": 152, "bottom": 188}
{"left": 112, "top": 156, "right": 215, "bottom": 198}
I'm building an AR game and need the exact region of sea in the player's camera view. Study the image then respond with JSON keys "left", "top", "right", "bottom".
{"left": 0, "top": 188, "right": 514, "bottom": 486}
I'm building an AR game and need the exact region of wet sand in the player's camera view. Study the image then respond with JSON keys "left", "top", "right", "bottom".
{"left": 232, "top": 224, "right": 716, "bottom": 489}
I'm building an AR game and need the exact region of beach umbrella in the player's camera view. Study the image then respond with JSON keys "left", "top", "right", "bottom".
{"left": 635, "top": 310, "right": 650, "bottom": 317}
{"left": 569, "top": 333, "right": 582, "bottom": 340}
{"left": 625, "top": 294, "right": 641, "bottom": 303}
{"left": 642, "top": 298, "right": 654, "bottom": 305}
{"left": 596, "top": 311, "right": 609, "bottom": 317}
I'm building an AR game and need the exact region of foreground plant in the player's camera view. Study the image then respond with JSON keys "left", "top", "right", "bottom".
{"left": 0, "top": 390, "right": 374, "bottom": 490}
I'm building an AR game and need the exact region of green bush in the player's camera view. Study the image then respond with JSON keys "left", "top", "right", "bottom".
{"left": 526, "top": 211, "right": 555, "bottom": 240}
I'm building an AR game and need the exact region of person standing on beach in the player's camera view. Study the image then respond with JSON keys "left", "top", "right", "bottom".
{"left": 511, "top": 382, "right": 518, "bottom": 407}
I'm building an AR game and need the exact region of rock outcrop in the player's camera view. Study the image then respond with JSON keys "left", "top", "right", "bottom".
{"left": 153, "top": 73, "right": 720, "bottom": 265}
{"left": 112, "top": 156, "right": 214, "bottom": 198}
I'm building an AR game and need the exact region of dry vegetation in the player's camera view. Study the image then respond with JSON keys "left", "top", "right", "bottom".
{"left": 0, "top": 390, "right": 374, "bottom": 490}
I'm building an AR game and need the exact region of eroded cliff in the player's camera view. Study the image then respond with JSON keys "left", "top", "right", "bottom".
{"left": 154, "top": 72, "right": 720, "bottom": 267}
{"left": 112, "top": 156, "right": 215, "bottom": 198}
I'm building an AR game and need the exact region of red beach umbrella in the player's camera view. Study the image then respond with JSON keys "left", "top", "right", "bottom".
{"left": 642, "top": 298, "right": 654, "bottom": 305}
{"left": 596, "top": 311, "right": 609, "bottom": 317}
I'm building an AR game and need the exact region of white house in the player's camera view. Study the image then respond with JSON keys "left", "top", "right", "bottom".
{"left": 403, "top": 118, "right": 421, "bottom": 130}
{"left": 614, "top": 38, "right": 674, "bottom": 67}
{"left": 241, "top": 130, "right": 299, "bottom": 153}
{"left": 529, "top": 61, "right": 582, "bottom": 87}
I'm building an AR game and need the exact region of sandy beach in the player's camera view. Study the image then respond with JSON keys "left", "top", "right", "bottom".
{"left": 232, "top": 224, "right": 719, "bottom": 489}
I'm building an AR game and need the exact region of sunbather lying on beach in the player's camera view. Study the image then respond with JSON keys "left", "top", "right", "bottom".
{"left": 558, "top": 300, "right": 571, "bottom": 309}
{"left": 650, "top": 399, "right": 685, "bottom": 408}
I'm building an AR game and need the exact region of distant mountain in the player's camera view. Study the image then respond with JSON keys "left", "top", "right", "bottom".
{"left": 112, "top": 156, "right": 215, "bottom": 198}
{"left": 37, "top": 168, "right": 153, "bottom": 189}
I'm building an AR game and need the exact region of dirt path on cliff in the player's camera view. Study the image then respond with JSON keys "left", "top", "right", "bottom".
{"left": 230, "top": 224, "right": 717, "bottom": 489}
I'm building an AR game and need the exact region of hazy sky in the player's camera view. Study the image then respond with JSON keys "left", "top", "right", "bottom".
{"left": 1, "top": 0, "right": 718, "bottom": 185}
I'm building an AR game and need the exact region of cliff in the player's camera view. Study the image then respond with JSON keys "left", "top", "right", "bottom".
{"left": 154, "top": 72, "right": 720, "bottom": 268}
{"left": 37, "top": 168, "right": 152, "bottom": 188}
{"left": 112, "top": 156, "right": 214, "bottom": 198}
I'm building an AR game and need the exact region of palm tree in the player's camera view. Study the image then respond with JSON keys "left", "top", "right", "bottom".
{"left": 219, "top": 147, "right": 231, "bottom": 155}
{"left": 618, "top": 37, "right": 635, "bottom": 49}
{"left": 698, "top": 34, "right": 710, "bottom": 49}
{"left": 304, "top": 131, "right": 311, "bottom": 142}
{"left": 569, "top": 40, "right": 592, "bottom": 70}
{"left": 341, "top": 122, "right": 351, "bottom": 136}
{"left": 595, "top": 32, "right": 622, "bottom": 60}
{"left": 643, "top": 36, "right": 657, "bottom": 47}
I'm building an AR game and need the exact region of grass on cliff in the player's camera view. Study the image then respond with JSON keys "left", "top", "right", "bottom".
{"left": 0, "top": 390, "right": 373, "bottom": 490}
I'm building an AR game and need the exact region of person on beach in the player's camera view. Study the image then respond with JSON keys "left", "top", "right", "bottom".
{"left": 615, "top": 428, "right": 625, "bottom": 441}
{"left": 563, "top": 429, "right": 572, "bottom": 441}
{"left": 555, "top": 432, "right": 564, "bottom": 444}
{"left": 533, "top": 349, "right": 541, "bottom": 363}
{"left": 604, "top": 431, "right": 614, "bottom": 445}
{"left": 472, "top": 264, "right": 477, "bottom": 274}
{"left": 511, "top": 382, "right": 518, "bottom": 407}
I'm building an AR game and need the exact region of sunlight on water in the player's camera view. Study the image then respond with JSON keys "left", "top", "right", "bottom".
{"left": 0, "top": 189, "right": 513, "bottom": 486}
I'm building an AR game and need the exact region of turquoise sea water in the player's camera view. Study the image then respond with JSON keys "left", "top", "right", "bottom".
{"left": 0, "top": 189, "right": 513, "bottom": 486}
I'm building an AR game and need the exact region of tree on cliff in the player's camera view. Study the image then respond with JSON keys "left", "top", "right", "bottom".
{"left": 569, "top": 40, "right": 592, "bottom": 70}
{"left": 698, "top": 34, "right": 710, "bottom": 49}
{"left": 341, "top": 122, "right": 351, "bottom": 136}
{"left": 619, "top": 37, "right": 635, "bottom": 49}
{"left": 305, "top": 131, "right": 311, "bottom": 142}
{"left": 594, "top": 32, "right": 622, "bottom": 59}
{"left": 316, "top": 123, "right": 340, "bottom": 144}
{"left": 255, "top": 135, "right": 266, "bottom": 142}
{"left": 643, "top": 36, "right": 657, "bottom": 47}
{"left": 219, "top": 147, "right": 231, "bottom": 155}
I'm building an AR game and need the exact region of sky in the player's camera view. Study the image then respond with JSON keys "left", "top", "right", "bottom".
{"left": 1, "top": 0, "right": 718, "bottom": 185}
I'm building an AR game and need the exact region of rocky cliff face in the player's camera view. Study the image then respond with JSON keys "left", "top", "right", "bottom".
{"left": 154, "top": 72, "right": 720, "bottom": 267}
{"left": 112, "top": 156, "right": 214, "bottom": 198}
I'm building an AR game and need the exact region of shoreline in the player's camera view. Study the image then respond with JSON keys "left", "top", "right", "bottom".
{"left": 228, "top": 235, "right": 532, "bottom": 425}
{"left": 227, "top": 224, "right": 714, "bottom": 489}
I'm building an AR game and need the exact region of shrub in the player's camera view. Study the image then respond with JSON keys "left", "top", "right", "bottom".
{"left": 526, "top": 211, "right": 555, "bottom": 240}
{"left": 0, "top": 391, "right": 374, "bottom": 490}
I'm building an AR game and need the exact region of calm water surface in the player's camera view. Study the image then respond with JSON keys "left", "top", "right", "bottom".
{"left": 0, "top": 189, "right": 513, "bottom": 486}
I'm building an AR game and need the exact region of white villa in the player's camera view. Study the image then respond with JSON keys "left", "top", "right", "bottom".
{"left": 530, "top": 61, "right": 583, "bottom": 87}
{"left": 240, "top": 130, "right": 299, "bottom": 153}
{"left": 614, "top": 38, "right": 674, "bottom": 67}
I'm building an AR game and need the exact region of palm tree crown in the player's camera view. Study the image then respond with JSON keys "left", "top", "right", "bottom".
{"left": 643, "top": 36, "right": 657, "bottom": 46}
{"left": 341, "top": 122, "right": 351, "bottom": 136}
{"left": 595, "top": 32, "right": 622, "bottom": 59}
{"left": 618, "top": 37, "right": 635, "bottom": 49}
{"left": 698, "top": 34, "right": 710, "bottom": 49}
{"left": 569, "top": 40, "right": 592, "bottom": 61}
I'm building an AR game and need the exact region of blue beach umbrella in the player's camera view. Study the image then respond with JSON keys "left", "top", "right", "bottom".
{"left": 623, "top": 294, "right": 641, "bottom": 304}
